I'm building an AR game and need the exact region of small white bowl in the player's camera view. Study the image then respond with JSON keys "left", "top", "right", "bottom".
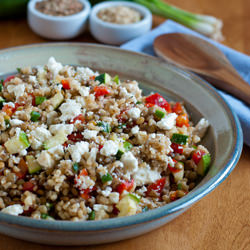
{"left": 28, "top": 0, "right": 91, "bottom": 40}
{"left": 89, "top": 1, "right": 152, "bottom": 45}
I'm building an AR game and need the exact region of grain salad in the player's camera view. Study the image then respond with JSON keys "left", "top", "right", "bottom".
{"left": 0, "top": 57, "right": 211, "bottom": 221}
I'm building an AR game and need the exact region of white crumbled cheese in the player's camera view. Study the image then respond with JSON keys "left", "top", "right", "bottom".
{"left": 101, "top": 187, "right": 112, "bottom": 197}
{"left": 30, "top": 126, "right": 51, "bottom": 150}
{"left": 127, "top": 107, "right": 140, "bottom": 119}
{"left": 48, "top": 145, "right": 64, "bottom": 160}
{"left": 4, "top": 102, "right": 15, "bottom": 108}
{"left": 100, "top": 140, "right": 119, "bottom": 156}
{"left": 10, "top": 119, "right": 24, "bottom": 126}
{"left": 75, "top": 175, "right": 95, "bottom": 191}
{"left": 68, "top": 141, "right": 89, "bottom": 163}
{"left": 86, "top": 147, "right": 98, "bottom": 165}
{"left": 109, "top": 192, "right": 120, "bottom": 204}
{"left": 131, "top": 126, "right": 139, "bottom": 134}
{"left": 76, "top": 67, "right": 97, "bottom": 81}
{"left": 37, "top": 151, "right": 55, "bottom": 169}
{"left": 1, "top": 204, "right": 23, "bottom": 216}
{"left": 157, "top": 113, "right": 178, "bottom": 130}
{"left": 46, "top": 111, "right": 57, "bottom": 125}
{"left": 59, "top": 99, "right": 81, "bottom": 122}
{"left": 136, "top": 186, "right": 147, "bottom": 195}
{"left": 29, "top": 75, "right": 38, "bottom": 84}
{"left": 70, "top": 79, "right": 80, "bottom": 90}
{"left": 194, "top": 118, "right": 209, "bottom": 138}
{"left": 47, "top": 57, "right": 63, "bottom": 79}
{"left": 7, "top": 84, "right": 25, "bottom": 99}
{"left": 93, "top": 204, "right": 111, "bottom": 212}
{"left": 49, "top": 124, "right": 74, "bottom": 135}
{"left": 79, "top": 86, "right": 90, "bottom": 97}
{"left": 19, "top": 149, "right": 27, "bottom": 156}
{"left": 83, "top": 129, "right": 98, "bottom": 140}
{"left": 120, "top": 87, "right": 130, "bottom": 98}
{"left": 121, "top": 152, "right": 138, "bottom": 173}
{"left": 75, "top": 96, "right": 86, "bottom": 107}
{"left": 133, "top": 165, "right": 161, "bottom": 185}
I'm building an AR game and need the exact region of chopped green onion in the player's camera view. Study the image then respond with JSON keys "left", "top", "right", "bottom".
{"left": 46, "top": 202, "right": 53, "bottom": 210}
{"left": 116, "top": 149, "right": 124, "bottom": 160}
{"left": 117, "top": 123, "right": 126, "bottom": 129}
{"left": 101, "top": 173, "right": 113, "bottom": 183}
{"left": 97, "top": 121, "right": 111, "bottom": 133}
{"left": 88, "top": 211, "right": 95, "bottom": 220}
{"left": 17, "top": 67, "right": 21, "bottom": 73}
{"left": 192, "top": 145, "right": 197, "bottom": 149}
{"left": 155, "top": 109, "right": 165, "bottom": 119}
{"left": 30, "top": 111, "right": 41, "bottom": 122}
{"left": 0, "top": 97, "right": 5, "bottom": 109}
{"left": 142, "top": 206, "right": 149, "bottom": 212}
{"left": 171, "top": 133, "right": 188, "bottom": 145}
{"left": 113, "top": 75, "right": 120, "bottom": 84}
{"left": 19, "top": 132, "right": 30, "bottom": 147}
{"left": 72, "top": 163, "right": 79, "bottom": 173}
{"left": 41, "top": 213, "right": 48, "bottom": 219}
{"left": 177, "top": 183, "right": 182, "bottom": 190}
{"left": 4, "top": 119, "right": 10, "bottom": 128}
{"left": 128, "top": 193, "right": 140, "bottom": 203}
{"left": 136, "top": 101, "right": 142, "bottom": 105}
{"left": 123, "top": 141, "right": 133, "bottom": 152}
{"left": 35, "top": 96, "right": 46, "bottom": 106}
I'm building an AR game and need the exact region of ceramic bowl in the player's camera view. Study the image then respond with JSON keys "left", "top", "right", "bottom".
{"left": 0, "top": 43, "right": 243, "bottom": 246}
{"left": 89, "top": 1, "right": 152, "bottom": 45}
{"left": 27, "top": 0, "right": 91, "bottom": 40}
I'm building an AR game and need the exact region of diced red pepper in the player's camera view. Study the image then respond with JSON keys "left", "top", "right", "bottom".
{"left": 23, "top": 181, "right": 35, "bottom": 191}
{"left": 62, "top": 79, "right": 70, "bottom": 90}
{"left": 63, "top": 142, "right": 68, "bottom": 148}
{"left": 171, "top": 143, "right": 183, "bottom": 154}
{"left": 70, "top": 114, "right": 85, "bottom": 124}
{"left": 145, "top": 103, "right": 155, "bottom": 108}
{"left": 117, "top": 108, "right": 128, "bottom": 123}
{"left": 192, "top": 150, "right": 206, "bottom": 165}
{"left": 145, "top": 93, "right": 172, "bottom": 112}
{"left": 15, "top": 158, "right": 28, "bottom": 179}
{"left": 112, "top": 205, "right": 119, "bottom": 215}
{"left": 176, "top": 114, "right": 189, "bottom": 127}
{"left": 80, "top": 186, "right": 97, "bottom": 200}
{"left": 67, "top": 132, "right": 83, "bottom": 142}
{"left": 3, "top": 75, "right": 15, "bottom": 85}
{"left": 170, "top": 191, "right": 178, "bottom": 201}
{"left": 146, "top": 178, "right": 166, "bottom": 196}
{"left": 2, "top": 103, "right": 24, "bottom": 117}
{"left": 172, "top": 102, "right": 183, "bottom": 115}
{"left": 98, "top": 145, "right": 103, "bottom": 151}
{"left": 168, "top": 165, "right": 181, "bottom": 173}
{"left": 79, "top": 168, "right": 88, "bottom": 177}
{"left": 116, "top": 179, "right": 134, "bottom": 195}
{"left": 29, "top": 93, "right": 36, "bottom": 106}
{"left": 94, "top": 86, "right": 110, "bottom": 97}
{"left": 90, "top": 76, "right": 96, "bottom": 80}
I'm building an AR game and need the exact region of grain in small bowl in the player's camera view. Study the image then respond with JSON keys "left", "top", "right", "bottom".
{"left": 89, "top": 1, "right": 152, "bottom": 45}
{"left": 28, "top": 0, "right": 91, "bottom": 40}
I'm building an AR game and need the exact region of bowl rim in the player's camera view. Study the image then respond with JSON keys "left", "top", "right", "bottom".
{"left": 0, "top": 42, "right": 243, "bottom": 232}
{"left": 28, "top": 0, "right": 91, "bottom": 21}
{"left": 90, "top": 1, "right": 152, "bottom": 29}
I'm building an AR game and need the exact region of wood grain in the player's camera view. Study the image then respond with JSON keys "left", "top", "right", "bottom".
{"left": 0, "top": 0, "right": 250, "bottom": 249}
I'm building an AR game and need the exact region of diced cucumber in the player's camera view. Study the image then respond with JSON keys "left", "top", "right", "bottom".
{"left": 0, "top": 97, "right": 5, "bottom": 109}
{"left": 128, "top": 193, "right": 140, "bottom": 203}
{"left": 155, "top": 109, "right": 165, "bottom": 119}
{"left": 35, "top": 96, "right": 46, "bottom": 106}
{"left": 171, "top": 133, "right": 188, "bottom": 145}
{"left": 116, "top": 194, "right": 137, "bottom": 217}
{"left": 44, "top": 130, "right": 67, "bottom": 150}
{"left": 95, "top": 73, "right": 111, "bottom": 84}
{"left": 113, "top": 75, "right": 120, "bottom": 84}
{"left": 30, "top": 111, "right": 41, "bottom": 122}
{"left": 50, "top": 92, "right": 64, "bottom": 109}
{"left": 26, "top": 155, "right": 42, "bottom": 174}
{"left": 101, "top": 173, "right": 113, "bottom": 183}
{"left": 197, "top": 154, "right": 211, "bottom": 176}
{"left": 123, "top": 141, "right": 133, "bottom": 152}
{"left": 172, "top": 169, "right": 184, "bottom": 182}
{"left": 88, "top": 211, "right": 95, "bottom": 220}
{"left": 5, "top": 132, "right": 30, "bottom": 154}
{"left": 115, "top": 149, "right": 124, "bottom": 160}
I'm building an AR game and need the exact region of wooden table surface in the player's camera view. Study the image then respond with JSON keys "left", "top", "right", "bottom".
{"left": 0, "top": 0, "right": 250, "bottom": 249}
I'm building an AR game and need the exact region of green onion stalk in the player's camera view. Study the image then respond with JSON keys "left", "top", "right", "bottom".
{"left": 90, "top": 0, "right": 223, "bottom": 41}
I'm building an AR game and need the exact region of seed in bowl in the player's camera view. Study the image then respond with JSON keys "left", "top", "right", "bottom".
{"left": 35, "top": 0, "right": 84, "bottom": 16}
{"left": 0, "top": 57, "right": 211, "bottom": 221}
{"left": 97, "top": 5, "right": 141, "bottom": 24}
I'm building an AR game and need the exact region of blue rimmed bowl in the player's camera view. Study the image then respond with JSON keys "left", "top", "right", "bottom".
{"left": 0, "top": 43, "right": 243, "bottom": 245}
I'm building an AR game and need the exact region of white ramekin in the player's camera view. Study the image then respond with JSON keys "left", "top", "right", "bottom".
{"left": 28, "top": 0, "right": 91, "bottom": 40}
{"left": 89, "top": 1, "right": 152, "bottom": 45}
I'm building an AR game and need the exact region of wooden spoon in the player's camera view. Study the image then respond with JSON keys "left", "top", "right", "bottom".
{"left": 154, "top": 33, "right": 250, "bottom": 105}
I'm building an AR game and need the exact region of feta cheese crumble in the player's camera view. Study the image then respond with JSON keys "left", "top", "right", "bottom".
{"left": 68, "top": 141, "right": 89, "bottom": 162}
{"left": 157, "top": 113, "right": 178, "bottom": 130}
{"left": 100, "top": 140, "right": 119, "bottom": 156}
{"left": 59, "top": 99, "right": 81, "bottom": 122}
{"left": 1, "top": 204, "right": 23, "bottom": 216}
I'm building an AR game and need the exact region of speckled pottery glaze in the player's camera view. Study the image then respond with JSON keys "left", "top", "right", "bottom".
{"left": 0, "top": 43, "right": 243, "bottom": 246}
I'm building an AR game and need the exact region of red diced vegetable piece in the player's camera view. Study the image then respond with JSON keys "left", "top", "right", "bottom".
{"left": 90, "top": 76, "right": 96, "bottom": 80}
{"left": 145, "top": 93, "right": 171, "bottom": 112}
{"left": 116, "top": 179, "right": 134, "bottom": 195}
{"left": 23, "top": 181, "right": 35, "bottom": 191}
{"left": 168, "top": 165, "right": 181, "bottom": 173}
{"left": 176, "top": 114, "right": 189, "bottom": 127}
{"left": 2, "top": 105, "right": 14, "bottom": 116}
{"left": 62, "top": 79, "right": 70, "bottom": 90}
{"left": 171, "top": 143, "right": 183, "bottom": 154}
{"left": 79, "top": 168, "right": 88, "bottom": 177}
{"left": 112, "top": 205, "right": 119, "bottom": 215}
{"left": 98, "top": 145, "right": 103, "bottom": 151}
{"left": 192, "top": 150, "right": 206, "bottom": 164}
{"left": 170, "top": 191, "right": 178, "bottom": 201}
{"left": 16, "top": 158, "right": 28, "bottom": 179}
{"left": 80, "top": 189, "right": 90, "bottom": 200}
{"left": 3, "top": 75, "right": 15, "bottom": 85}
{"left": 94, "top": 86, "right": 110, "bottom": 97}
{"left": 145, "top": 103, "right": 155, "bottom": 108}
{"left": 147, "top": 178, "right": 166, "bottom": 196}
{"left": 70, "top": 114, "right": 85, "bottom": 124}
{"left": 67, "top": 132, "right": 83, "bottom": 142}
{"left": 172, "top": 102, "right": 183, "bottom": 115}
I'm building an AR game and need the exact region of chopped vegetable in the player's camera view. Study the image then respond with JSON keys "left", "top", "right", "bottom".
{"left": 26, "top": 155, "right": 42, "bottom": 174}
{"left": 0, "top": 97, "right": 5, "bottom": 109}
{"left": 5, "top": 131, "right": 30, "bottom": 154}
{"left": 113, "top": 75, "right": 120, "bottom": 84}
{"left": 171, "top": 133, "right": 188, "bottom": 145}
{"left": 115, "top": 149, "right": 124, "bottom": 160}
{"left": 171, "top": 143, "right": 183, "bottom": 154}
{"left": 17, "top": 67, "right": 21, "bottom": 73}
{"left": 101, "top": 173, "right": 113, "bottom": 183}
{"left": 0, "top": 81, "right": 3, "bottom": 92}
{"left": 95, "top": 73, "right": 111, "bottom": 84}
{"left": 172, "top": 102, "right": 183, "bottom": 115}
{"left": 15, "top": 158, "right": 28, "bottom": 179}
{"left": 61, "top": 79, "right": 70, "bottom": 89}
{"left": 117, "top": 123, "right": 126, "bottom": 129}
{"left": 67, "top": 132, "right": 83, "bottom": 142}
{"left": 23, "top": 181, "right": 35, "bottom": 191}
{"left": 136, "top": 101, "right": 142, "bottom": 105}
{"left": 116, "top": 194, "right": 137, "bottom": 217}
{"left": 128, "top": 193, "right": 140, "bottom": 203}
{"left": 177, "top": 183, "right": 182, "bottom": 190}
{"left": 88, "top": 211, "right": 95, "bottom": 220}
{"left": 116, "top": 179, "right": 134, "bottom": 194}
{"left": 44, "top": 130, "right": 67, "bottom": 150}
{"left": 35, "top": 96, "right": 46, "bottom": 106}
{"left": 169, "top": 162, "right": 184, "bottom": 182}
{"left": 72, "top": 163, "right": 79, "bottom": 173}
{"left": 123, "top": 141, "right": 133, "bottom": 152}
{"left": 50, "top": 92, "right": 64, "bottom": 109}
{"left": 155, "top": 109, "right": 165, "bottom": 119}
{"left": 70, "top": 114, "right": 85, "bottom": 124}
{"left": 176, "top": 114, "right": 189, "bottom": 127}
{"left": 192, "top": 150, "right": 206, "bottom": 164}
{"left": 3, "top": 75, "right": 15, "bottom": 85}
{"left": 30, "top": 111, "right": 41, "bottom": 122}
{"left": 145, "top": 93, "right": 171, "bottom": 112}
{"left": 197, "top": 153, "right": 211, "bottom": 176}
{"left": 97, "top": 121, "right": 111, "bottom": 133}
{"left": 94, "top": 86, "right": 110, "bottom": 97}
{"left": 147, "top": 178, "right": 166, "bottom": 196}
